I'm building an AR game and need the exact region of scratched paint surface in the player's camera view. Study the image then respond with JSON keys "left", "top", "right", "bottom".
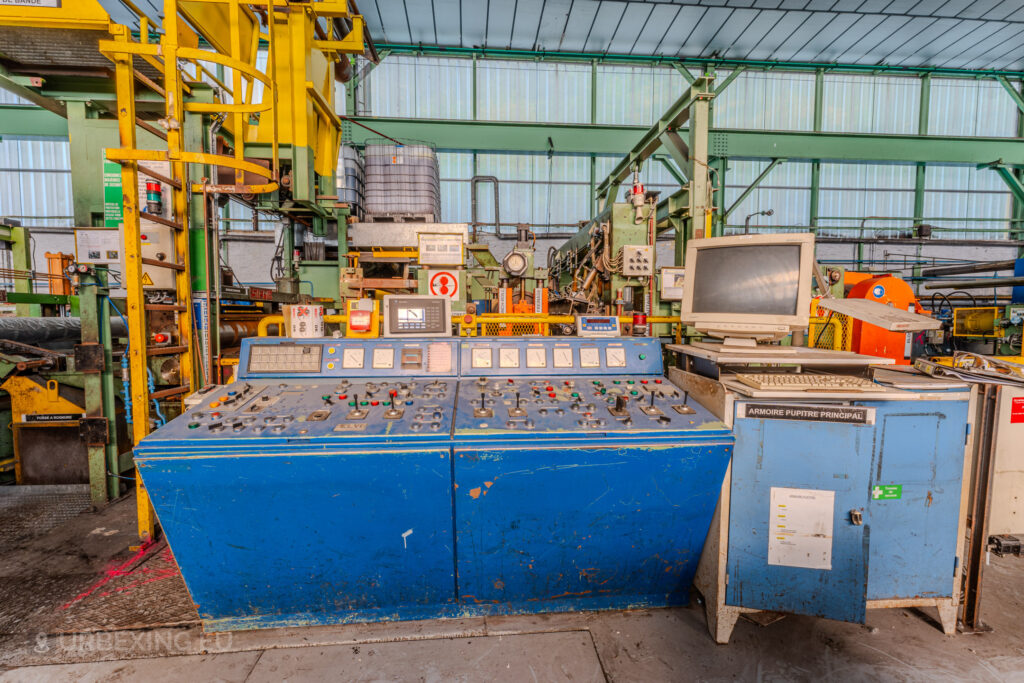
{"left": 727, "top": 397, "right": 969, "bottom": 624}
{"left": 453, "top": 441, "right": 733, "bottom": 611}
{"left": 137, "top": 449, "right": 455, "bottom": 624}
{"left": 866, "top": 401, "right": 969, "bottom": 600}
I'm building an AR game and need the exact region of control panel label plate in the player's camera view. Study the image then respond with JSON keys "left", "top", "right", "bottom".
{"left": 739, "top": 403, "right": 875, "bottom": 425}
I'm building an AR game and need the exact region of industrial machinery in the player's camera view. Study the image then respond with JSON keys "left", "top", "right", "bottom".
{"left": 669, "top": 233, "right": 972, "bottom": 642}
{"left": 133, "top": 295, "right": 733, "bottom": 629}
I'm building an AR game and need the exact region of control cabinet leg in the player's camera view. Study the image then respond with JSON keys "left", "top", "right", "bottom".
{"left": 936, "top": 602, "right": 957, "bottom": 635}
{"left": 704, "top": 601, "right": 741, "bottom": 644}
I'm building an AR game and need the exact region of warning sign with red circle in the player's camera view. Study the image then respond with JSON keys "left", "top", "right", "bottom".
{"left": 428, "top": 270, "right": 460, "bottom": 300}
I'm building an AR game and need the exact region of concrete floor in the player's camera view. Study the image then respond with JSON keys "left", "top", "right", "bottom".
{"left": 2, "top": 490, "right": 1024, "bottom": 682}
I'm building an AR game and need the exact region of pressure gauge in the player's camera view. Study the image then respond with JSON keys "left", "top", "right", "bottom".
{"left": 526, "top": 347, "right": 546, "bottom": 368}
{"left": 502, "top": 250, "right": 529, "bottom": 278}
{"left": 553, "top": 347, "right": 574, "bottom": 368}
{"left": 372, "top": 347, "right": 394, "bottom": 369}
{"left": 499, "top": 348, "right": 519, "bottom": 368}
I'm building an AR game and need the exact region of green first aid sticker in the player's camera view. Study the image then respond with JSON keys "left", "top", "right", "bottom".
{"left": 872, "top": 485, "right": 902, "bottom": 500}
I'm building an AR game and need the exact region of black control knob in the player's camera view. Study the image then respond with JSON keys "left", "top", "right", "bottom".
{"left": 615, "top": 395, "right": 628, "bottom": 412}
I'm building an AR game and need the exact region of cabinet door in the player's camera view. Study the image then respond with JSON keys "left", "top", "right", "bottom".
{"left": 866, "top": 400, "right": 969, "bottom": 600}
{"left": 727, "top": 406, "right": 871, "bottom": 623}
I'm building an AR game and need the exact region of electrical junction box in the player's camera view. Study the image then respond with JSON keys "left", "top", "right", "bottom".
{"left": 137, "top": 226, "right": 177, "bottom": 289}
{"left": 622, "top": 245, "right": 654, "bottom": 276}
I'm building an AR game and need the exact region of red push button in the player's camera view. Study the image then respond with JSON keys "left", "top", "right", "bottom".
{"left": 371, "top": 400, "right": 379, "bottom": 406}
{"left": 548, "top": 392, "right": 556, "bottom": 398}
{"left": 338, "top": 394, "right": 347, "bottom": 400}
{"left": 654, "top": 379, "right": 662, "bottom": 384}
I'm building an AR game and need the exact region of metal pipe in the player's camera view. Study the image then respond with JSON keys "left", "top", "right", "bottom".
{"left": 0, "top": 317, "right": 260, "bottom": 345}
{"left": 924, "top": 277, "right": 1024, "bottom": 290}
{"left": 471, "top": 175, "right": 510, "bottom": 239}
{"left": 921, "top": 259, "right": 1019, "bottom": 277}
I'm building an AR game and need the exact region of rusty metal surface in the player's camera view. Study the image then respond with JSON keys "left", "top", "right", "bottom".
{"left": 15, "top": 424, "right": 89, "bottom": 485}
{"left": 50, "top": 542, "right": 199, "bottom": 634}
{"left": 0, "top": 484, "right": 90, "bottom": 548}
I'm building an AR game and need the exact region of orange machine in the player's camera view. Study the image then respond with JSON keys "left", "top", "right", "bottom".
{"left": 847, "top": 274, "right": 926, "bottom": 364}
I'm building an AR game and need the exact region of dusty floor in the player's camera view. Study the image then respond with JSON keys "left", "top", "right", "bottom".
{"left": 1, "top": 488, "right": 1023, "bottom": 682}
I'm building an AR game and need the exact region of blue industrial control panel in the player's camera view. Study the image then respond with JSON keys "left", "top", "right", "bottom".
{"left": 134, "top": 335, "right": 733, "bottom": 629}
{"left": 722, "top": 393, "right": 970, "bottom": 632}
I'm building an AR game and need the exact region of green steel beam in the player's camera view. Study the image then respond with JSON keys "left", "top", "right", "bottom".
{"left": 594, "top": 76, "right": 714, "bottom": 206}
{"left": 997, "top": 75, "right": 1024, "bottom": 115}
{"left": 0, "top": 105, "right": 69, "bottom": 137}
{"left": 378, "top": 43, "right": 1024, "bottom": 78}
{"left": 347, "top": 116, "right": 644, "bottom": 154}
{"left": 673, "top": 64, "right": 696, "bottom": 85}
{"left": 914, "top": 75, "right": 931, "bottom": 223}
{"left": 714, "top": 67, "right": 745, "bottom": 96}
{"left": 710, "top": 129, "right": 1024, "bottom": 165}
{"left": 723, "top": 158, "right": 785, "bottom": 221}
{"left": 653, "top": 153, "right": 687, "bottom": 185}
{"left": 346, "top": 116, "right": 1024, "bottom": 167}
{"left": 808, "top": 69, "right": 824, "bottom": 227}
{"left": 981, "top": 162, "right": 1024, "bottom": 205}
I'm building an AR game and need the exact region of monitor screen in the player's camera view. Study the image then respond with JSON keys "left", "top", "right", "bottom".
{"left": 690, "top": 244, "right": 801, "bottom": 316}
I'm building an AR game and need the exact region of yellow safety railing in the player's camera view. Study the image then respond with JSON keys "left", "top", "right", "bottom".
{"left": 257, "top": 313, "right": 680, "bottom": 338}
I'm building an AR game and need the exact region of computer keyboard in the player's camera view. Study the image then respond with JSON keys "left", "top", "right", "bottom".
{"left": 733, "top": 372, "right": 877, "bottom": 392}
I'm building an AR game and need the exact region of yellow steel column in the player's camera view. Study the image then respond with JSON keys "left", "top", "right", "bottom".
{"left": 110, "top": 24, "right": 154, "bottom": 542}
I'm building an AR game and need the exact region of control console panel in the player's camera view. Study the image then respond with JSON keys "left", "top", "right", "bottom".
{"left": 240, "top": 339, "right": 458, "bottom": 379}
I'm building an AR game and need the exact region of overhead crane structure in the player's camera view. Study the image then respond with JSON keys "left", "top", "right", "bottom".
{"left": 0, "top": 0, "right": 374, "bottom": 540}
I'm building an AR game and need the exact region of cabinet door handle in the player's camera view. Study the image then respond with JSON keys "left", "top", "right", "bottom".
{"left": 849, "top": 509, "right": 863, "bottom": 526}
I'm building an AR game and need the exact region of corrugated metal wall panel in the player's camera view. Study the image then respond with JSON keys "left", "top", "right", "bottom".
{"left": 714, "top": 70, "right": 816, "bottom": 131}
{"left": 929, "top": 77, "right": 1018, "bottom": 137}
{"left": 0, "top": 139, "right": 73, "bottom": 226}
{"left": 595, "top": 65, "right": 687, "bottom": 126}
{"left": 724, "top": 160, "right": 812, "bottom": 231}
{"left": 822, "top": 74, "right": 921, "bottom": 134}
{"left": 367, "top": 56, "right": 473, "bottom": 119}
{"left": 476, "top": 60, "right": 591, "bottom": 124}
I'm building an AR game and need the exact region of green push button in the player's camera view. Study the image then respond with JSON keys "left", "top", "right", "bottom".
{"left": 188, "top": 422, "right": 199, "bottom": 429}
{"left": 613, "top": 380, "right": 620, "bottom": 384}
{"left": 639, "top": 354, "right": 646, "bottom": 360}
{"left": 627, "top": 380, "right": 635, "bottom": 384}
{"left": 630, "top": 390, "right": 638, "bottom": 396}
{"left": 321, "top": 395, "right": 330, "bottom": 401}
{"left": 360, "top": 401, "right": 369, "bottom": 406}
{"left": 348, "top": 401, "right": 356, "bottom": 406}
{"left": 600, "top": 388, "right": 607, "bottom": 394}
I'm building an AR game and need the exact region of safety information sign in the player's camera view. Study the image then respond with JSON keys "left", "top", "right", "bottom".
{"left": 871, "top": 484, "right": 903, "bottom": 500}
{"left": 768, "top": 487, "right": 834, "bottom": 570}
{"left": 428, "top": 270, "right": 460, "bottom": 299}
{"left": 1011, "top": 397, "right": 1024, "bottom": 424}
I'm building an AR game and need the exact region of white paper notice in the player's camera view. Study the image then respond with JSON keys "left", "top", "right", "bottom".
{"left": 767, "top": 487, "right": 835, "bottom": 570}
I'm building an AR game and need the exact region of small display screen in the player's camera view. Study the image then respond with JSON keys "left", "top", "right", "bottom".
{"left": 691, "top": 244, "right": 801, "bottom": 316}
{"left": 398, "top": 307, "right": 426, "bottom": 327}
{"left": 247, "top": 344, "right": 322, "bottom": 374}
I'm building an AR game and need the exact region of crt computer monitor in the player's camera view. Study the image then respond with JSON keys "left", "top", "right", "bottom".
{"left": 680, "top": 232, "right": 815, "bottom": 343}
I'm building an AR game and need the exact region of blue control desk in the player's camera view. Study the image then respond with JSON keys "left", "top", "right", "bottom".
{"left": 134, "top": 336, "right": 733, "bottom": 630}
{"left": 667, "top": 346, "right": 974, "bottom": 644}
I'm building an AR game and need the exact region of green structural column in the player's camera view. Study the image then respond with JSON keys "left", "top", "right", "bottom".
{"left": 809, "top": 69, "right": 824, "bottom": 230}
{"left": 77, "top": 268, "right": 119, "bottom": 506}
{"left": 914, "top": 75, "right": 931, "bottom": 224}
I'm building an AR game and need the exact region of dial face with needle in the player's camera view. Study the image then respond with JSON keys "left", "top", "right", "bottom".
{"left": 579, "top": 348, "right": 600, "bottom": 368}
{"left": 526, "top": 348, "right": 546, "bottom": 368}
{"left": 605, "top": 347, "right": 626, "bottom": 368}
{"left": 471, "top": 347, "right": 492, "bottom": 368}
{"left": 499, "top": 348, "right": 519, "bottom": 368}
{"left": 553, "top": 347, "right": 574, "bottom": 368}
{"left": 342, "top": 348, "right": 364, "bottom": 369}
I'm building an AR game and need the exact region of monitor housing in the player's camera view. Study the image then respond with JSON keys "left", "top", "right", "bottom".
{"left": 680, "top": 232, "right": 815, "bottom": 345}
